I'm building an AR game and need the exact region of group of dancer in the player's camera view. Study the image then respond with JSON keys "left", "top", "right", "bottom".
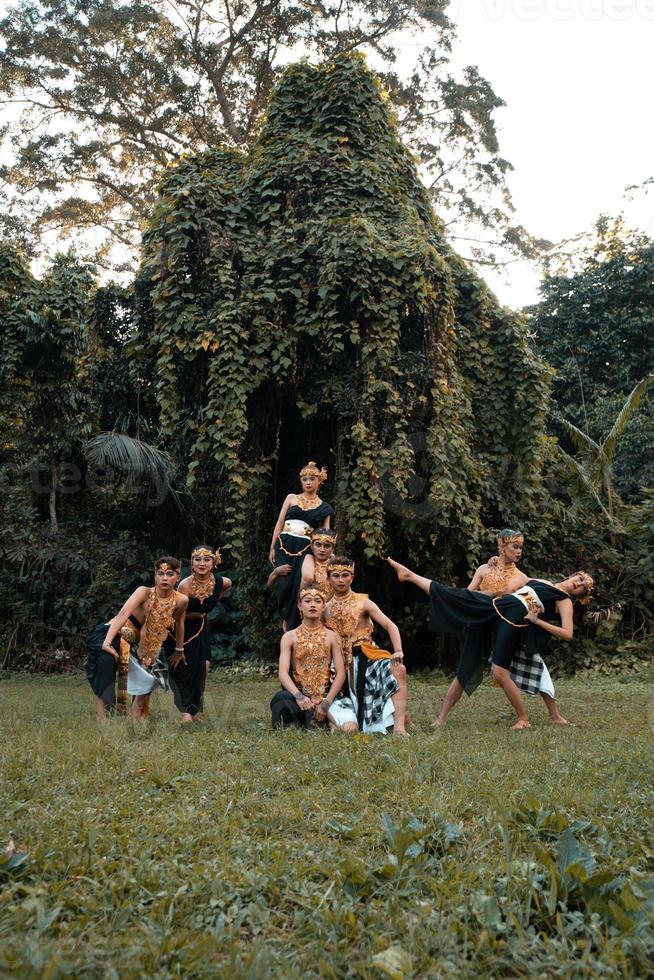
{"left": 86, "top": 460, "right": 594, "bottom": 732}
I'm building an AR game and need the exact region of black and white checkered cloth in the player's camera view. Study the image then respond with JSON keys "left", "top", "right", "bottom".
{"left": 362, "top": 658, "right": 399, "bottom": 728}
{"left": 510, "top": 650, "right": 544, "bottom": 696}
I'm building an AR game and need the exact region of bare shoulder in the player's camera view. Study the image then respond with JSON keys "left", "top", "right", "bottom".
{"left": 177, "top": 576, "right": 192, "bottom": 595}
{"left": 175, "top": 592, "right": 189, "bottom": 612}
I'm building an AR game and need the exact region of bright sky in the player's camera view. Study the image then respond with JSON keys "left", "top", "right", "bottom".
{"left": 1, "top": 1, "right": 652, "bottom": 309}
{"left": 437, "top": 0, "right": 654, "bottom": 306}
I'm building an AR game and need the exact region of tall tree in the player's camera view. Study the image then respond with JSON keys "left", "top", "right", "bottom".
{"left": 135, "top": 53, "right": 550, "bottom": 575}
{"left": 531, "top": 217, "right": 654, "bottom": 498}
{"left": 0, "top": 0, "right": 533, "bottom": 268}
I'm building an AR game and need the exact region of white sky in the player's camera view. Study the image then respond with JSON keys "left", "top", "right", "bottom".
{"left": 1, "top": 0, "right": 652, "bottom": 308}
{"left": 439, "top": 0, "right": 654, "bottom": 306}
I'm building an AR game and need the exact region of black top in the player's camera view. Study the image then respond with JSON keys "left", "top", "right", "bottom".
{"left": 284, "top": 500, "right": 334, "bottom": 529}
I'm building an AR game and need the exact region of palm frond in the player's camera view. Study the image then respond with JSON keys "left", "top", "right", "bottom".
{"left": 554, "top": 444, "right": 614, "bottom": 523}
{"left": 602, "top": 371, "right": 654, "bottom": 464}
{"left": 554, "top": 415, "right": 602, "bottom": 457}
{"left": 84, "top": 432, "right": 183, "bottom": 508}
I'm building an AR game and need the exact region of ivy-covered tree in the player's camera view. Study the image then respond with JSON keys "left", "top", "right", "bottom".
{"left": 136, "top": 53, "right": 550, "bottom": 597}
{"left": 0, "top": 0, "right": 533, "bottom": 268}
{"left": 531, "top": 218, "right": 654, "bottom": 498}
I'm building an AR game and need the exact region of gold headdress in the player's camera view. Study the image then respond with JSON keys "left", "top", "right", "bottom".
{"left": 310, "top": 529, "right": 337, "bottom": 545}
{"left": 575, "top": 571, "right": 594, "bottom": 605}
{"left": 299, "top": 587, "right": 326, "bottom": 602}
{"left": 497, "top": 529, "right": 524, "bottom": 547}
{"left": 327, "top": 562, "right": 354, "bottom": 575}
{"left": 300, "top": 460, "right": 327, "bottom": 483}
{"left": 158, "top": 562, "right": 173, "bottom": 572}
{"left": 191, "top": 547, "right": 222, "bottom": 567}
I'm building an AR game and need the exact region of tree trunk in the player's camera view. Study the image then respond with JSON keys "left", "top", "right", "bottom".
{"left": 49, "top": 457, "right": 59, "bottom": 533}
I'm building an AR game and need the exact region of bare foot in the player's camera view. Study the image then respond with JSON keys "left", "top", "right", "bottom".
{"left": 432, "top": 719, "right": 446, "bottom": 728}
{"left": 386, "top": 557, "right": 411, "bottom": 582}
{"left": 181, "top": 713, "right": 194, "bottom": 724}
{"left": 550, "top": 716, "right": 572, "bottom": 725}
{"left": 393, "top": 728, "right": 409, "bottom": 737}
{"left": 511, "top": 718, "right": 531, "bottom": 730}
{"left": 192, "top": 715, "right": 204, "bottom": 723}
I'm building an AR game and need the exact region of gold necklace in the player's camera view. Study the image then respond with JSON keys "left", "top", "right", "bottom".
{"left": 296, "top": 493, "right": 321, "bottom": 511}
{"left": 480, "top": 561, "right": 518, "bottom": 596}
{"left": 293, "top": 623, "right": 330, "bottom": 701}
{"left": 191, "top": 572, "right": 215, "bottom": 603}
{"left": 138, "top": 588, "right": 178, "bottom": 667}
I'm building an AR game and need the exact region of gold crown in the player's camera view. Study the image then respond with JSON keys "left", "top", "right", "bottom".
{"left": 498, "top": 532, "right": 524, "bottom": 546}
{"left": 328, "top": 562, "right": 354, "bottom": 575}
{"left": 576, "top": 571, "right": 594, "bottom": 604}
{"left": 311, "top": 530, "right": 337, "bottom": 544}
{"left": 299, "top": 587, "right": 326, "bottom": 602}
{"left": 157, "top": 562, "right": 173, "bottom": 572}
{"left": 191, "top": 547, "right": 222, "bottom": 567}
{"left": 300, "top": 461, "right": 327, "bottom": 482}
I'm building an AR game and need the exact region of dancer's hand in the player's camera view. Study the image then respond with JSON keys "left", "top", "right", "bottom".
{"left": 523, "top": 610, "right": 541, "bottom": 624}
{"left": 169, "top": 651, "right": 187, "bottom": 669}
{"left": 314, "top": 699, "right": 330, "bottom": 723}
{"left": 296, "top": 695, "right": 313, "bottom": 712}
{"left": 268, "top": 546, "right": 276, "bottom": 566}
{"left": 391, "top": 650, "right": 404, "bottom": 665}
{"left": 102, "top": 642, "right": 118, "bottom": 659}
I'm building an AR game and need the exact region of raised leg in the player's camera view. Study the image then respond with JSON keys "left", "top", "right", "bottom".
{"left": 387, "top": 558, "right": 432, "bottom": 594}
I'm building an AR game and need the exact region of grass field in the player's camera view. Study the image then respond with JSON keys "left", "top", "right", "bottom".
{"left": 1, "top": 670, "right": 653, "bottom": 978}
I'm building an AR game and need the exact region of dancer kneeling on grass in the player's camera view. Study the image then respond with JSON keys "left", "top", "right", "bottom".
{"left": 324, "top": 557, "right": 409, "bottom": 736}
{"left": 387, "top": 557, "right": 593, "bottom": 730}
{"left": 94, "top": 557, "right": 188, "bottom": 721}
{"left": 270, "top": 588, "right": 358, "bottom": 731}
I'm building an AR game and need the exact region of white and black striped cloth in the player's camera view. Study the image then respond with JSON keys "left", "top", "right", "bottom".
{"left": 362, "top": 659, "right": 399, "bottom": 728}
{"left": 510, "top": 650, "right": 545, "bottom": 696}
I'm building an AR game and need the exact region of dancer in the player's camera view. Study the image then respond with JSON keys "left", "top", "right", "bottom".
{"left": 324, "top": 557, "right": 408, "bottom": 735}
{"left": 301, "top": 528, "right": 337, "bottom": 600}
{"left": 100, "top": 557, "right": 188, "bottom": 720}
{"left": 433, "top": 529, "right": 527, "bottom": 727}
{"left": 268, "top": 461, "right": 334, "bottom": 629}
{"left": 470, "top": 531, "right": 575, "bottom": 724}
{"left": 469, "top": 529, "right": 528, "bottom": 595}
{"left": 387, "top": 557, "right": 593, "bottom": 730}
{"left": 167, "top": 545, "right": 232, "bottom": 723}
{"left": 271, "top": 587, "right": 357, "bottom": 731}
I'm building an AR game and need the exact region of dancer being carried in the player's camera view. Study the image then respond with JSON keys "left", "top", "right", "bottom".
{"left": 270, "top": 587, "right": 358, "bottom": 731}
{"left": 387, "top": 557, "right": 593, "bottom": 730}
{"left": 469, "top": 530, "right": 572, "bottom": 726}
{"left": 88, "top": 557, "right": 188, "bottom": 721}
{"left": 268, "top": 461, "right": 334, "bottom": 630}
{"left": 324, "top": 557, "right": 409, "bottom": 735}
{"left": 166, "top": 545, "right": 232, "bottom": 723}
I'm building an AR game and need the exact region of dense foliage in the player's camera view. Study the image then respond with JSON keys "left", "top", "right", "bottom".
{"left": 0, "top": 55, "right": 652, "bottom": 672}
{"left": 531, "top": 218, "right": 654, "bottom": 498}
{"left": 0, "top": 0, "right": 535, "bottom": 268}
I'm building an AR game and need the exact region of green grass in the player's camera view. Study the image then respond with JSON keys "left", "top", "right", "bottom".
{"left": 1, "top": 671, "right": 653, "bottom": 978}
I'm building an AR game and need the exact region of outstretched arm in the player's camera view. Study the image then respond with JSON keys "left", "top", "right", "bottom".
{"left": 102, "top": 586, "right": 150, "bottom": 655}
